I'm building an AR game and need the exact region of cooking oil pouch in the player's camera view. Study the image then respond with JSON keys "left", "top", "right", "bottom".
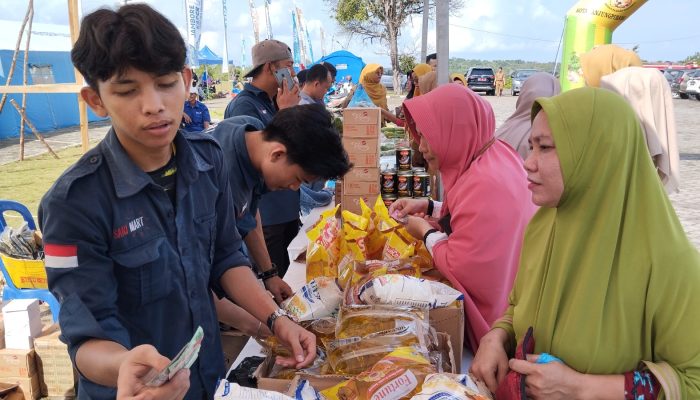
{"left": 336, "top": 253, "right": 356, "bottom": 289}
{"left": 283, "top": 277, "right": 342, "bottom": 322}
{"left": 341, "top": 210, "right": 370, "bottom": 262}
{"left": 307, "top": 317, "right": 337, "bottom": 351}
{"left": 307, "top": 205, "right": 342, "bottom": 281}
{"left": 325, "top": 305, "right": 434, "bottom": 374}
{"left": 363, "top": 197, "right": 386, "bottom": 260}
{"left": 320, "top": 347, "right": 436, "bottom": 400}
{"left": 412, "top": 241, "right": 434, "bottom": 271}
{"left": 358, "top": 275, "right": 463, "bottom": 309}
{"left": 382, "top": 230, "right": 415, "bottom": 260}
{"left": 410, "top": 373, "right": 493, "bottom": 400}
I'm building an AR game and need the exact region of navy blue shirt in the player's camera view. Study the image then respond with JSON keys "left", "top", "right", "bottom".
{"left": 223, "top": 83, "right": 300, "bottom": 226}
{"left": 211, "top": 116, "right": 267, "bottom": 237}
{"left": 39, "top": 129, "right": 251, "bottom": 400}
{"left": 183, "top": 100, "right": 211, "bottom": 133}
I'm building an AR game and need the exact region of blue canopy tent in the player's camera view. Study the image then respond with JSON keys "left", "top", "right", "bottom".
{"left": 313, "top": 50, "right": 366, "bottom": 84}
{"left": 197, "top": 45, "right": 223, "bottom": 65}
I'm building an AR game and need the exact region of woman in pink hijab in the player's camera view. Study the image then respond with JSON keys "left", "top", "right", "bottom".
{"left": 389, "top": 85, "right": 537, "bottom": 351}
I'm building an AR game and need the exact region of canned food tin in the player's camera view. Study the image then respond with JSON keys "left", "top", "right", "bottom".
{"left": 413, "top": 172, "right": 431, "bottom": 198}
{"left": 397, "top": 170, "right": 414, "bottom": 198}
{"left": 380, "top": 168, "right": 397, "bottom": 195}
{"left": 412, "top": 167, "right": 426, "bottom": 173}
{"left": 396, "top": 146, "right": 412, "bottom": 171}
{"left": 382, "top": 194, "right": 398, "bottom": 208}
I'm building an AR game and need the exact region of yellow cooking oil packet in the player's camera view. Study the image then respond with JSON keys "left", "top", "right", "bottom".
{"left": 320, "top": 347, "right": 436, "bottom": 400}
{"left": 341, "top": 210, "right": 370, "bottom": 262}
{"left": 306, "top": 205, "right": 342, "bottom": 282}
{"left": 382, "top": 229, "right": 415, "bottom": 261}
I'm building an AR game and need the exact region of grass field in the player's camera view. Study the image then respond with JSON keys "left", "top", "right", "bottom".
{"left": 0, "top": 145, "right": 92, "bottom": 225}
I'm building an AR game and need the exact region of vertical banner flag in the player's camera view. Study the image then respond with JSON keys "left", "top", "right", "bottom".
{"left": 560, "top": 0, "right": 647, "bottom": 91}
{"left": 299, "top": 8, "right": 314, "bottom": 63}
{"left": 291, "top": 10, "right": 302, "bottom": 70}
{"left": 222, "top": 0, "right": 230, "bottom": 73}
{"left": 185, "top": 0, "right": 204, "bottom": 67}
{"left": 241, "top": 36, "right": 247, "bottom": 67}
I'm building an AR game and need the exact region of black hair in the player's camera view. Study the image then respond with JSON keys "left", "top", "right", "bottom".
{"left": 247, "top": 64, "right": 265, "bottom": 79}
{"left": 71, "top": 4, "right": 186, "bottom": 90}
{"left": 296, "top": 69, "right": 309, "bottom": 86}
{"left": 263, "top": 104, "right": 351, "bottom": 180}
{"left": 426, "top": 53, "right": 437, "bottom": 63}
{"left": 306, "top": 64, "right": 330, "bottom": 84}
{"left": 320, "top": 62, "right": 337, "bottom": 80}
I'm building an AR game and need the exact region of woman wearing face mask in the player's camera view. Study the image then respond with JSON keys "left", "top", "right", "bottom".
{"left": 389, "top": 84, "right": 537, "bottom": 352}
{"left": 471, "top": 87, "right": 700, "bottom": 399}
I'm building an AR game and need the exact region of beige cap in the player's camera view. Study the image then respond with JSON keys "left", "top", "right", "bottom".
{"left": 244, "top": 39, "right": 293, "bottom": 77}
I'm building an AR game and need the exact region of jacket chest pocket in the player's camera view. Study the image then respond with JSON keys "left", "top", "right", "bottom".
{"left": 194, "top": 214, "right": 216, "bottom": 267}
{"left": 110, "top": 237, "right": 173, "bottom": 309}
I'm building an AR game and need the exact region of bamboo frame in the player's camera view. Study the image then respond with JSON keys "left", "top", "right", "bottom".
{"left": 0, "top": 0, "right": 88, "bottom": 157}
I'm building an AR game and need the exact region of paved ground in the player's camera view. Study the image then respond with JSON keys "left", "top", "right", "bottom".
{"left": 1, "top": 94, "right": 698, "bottom": 248}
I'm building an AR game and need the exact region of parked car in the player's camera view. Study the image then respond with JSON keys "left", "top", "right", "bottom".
{"left": 680, "top": 70, "right": 700, "bottom": 100}
{"left": 663, "top": 69, "right": 685, "bottom": 98}
{"left": 510, "top": 69, "right": 539, "bottom": 96}
{"left": 466, "top": 67, "right": 495, "bottom": 95}
{"left": 676, "top": 69, "right": 699, "bottom": 99}
{"left": 380, "top": 72, "right": 407, "bottom": 91}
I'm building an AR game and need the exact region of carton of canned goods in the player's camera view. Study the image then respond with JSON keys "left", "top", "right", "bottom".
{"left": 380, "top": 168, "right": 397, "bottom": 195}
{"left": 413, "top": 172, "right": 431, "bottom": 198}
{"left": 396, "top": 146, "right": 412, "bottom": 171}
{"left": 397, "top": 170, "right": 414, "bottom": 198}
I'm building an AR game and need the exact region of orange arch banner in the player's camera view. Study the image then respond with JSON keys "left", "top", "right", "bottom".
{"left": 560, "top": 0, "right": 647, "bottom": 91}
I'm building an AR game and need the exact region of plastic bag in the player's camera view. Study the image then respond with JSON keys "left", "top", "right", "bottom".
{"left": 214, "top": 380, "right": 293, "bottom": 399}
{"left": 283, "top": 277, "right": 342, "bottom": 322}
{"left": 410, "top": 373, "right": 493, "bottom": 400}
{"left": 306, "top": 206, "right": 342, "bottom": 282}
{"left": 347, "top": 84, "right": 376, "bottom": 108}
{"left": 358, "top": 275, "right": 464, "bottom": 309}
{"left": 343, "top": 259, "right": 422, "bottom": 306}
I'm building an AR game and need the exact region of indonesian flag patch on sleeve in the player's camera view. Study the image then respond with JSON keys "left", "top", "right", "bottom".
{"left": 44, "top": 244, "right": 79, "bottom": 269}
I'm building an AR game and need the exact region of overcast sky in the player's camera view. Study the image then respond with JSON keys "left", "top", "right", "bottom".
{"left": 0, "top": 0, "right": 697, "bottom": 66}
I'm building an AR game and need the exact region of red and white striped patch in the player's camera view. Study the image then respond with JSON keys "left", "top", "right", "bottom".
{"left": 44, "top": 244, "right": 78, "bottom": 269}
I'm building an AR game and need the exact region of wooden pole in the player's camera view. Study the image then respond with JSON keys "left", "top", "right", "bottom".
{"left": 19, "top": 0, "right": 34, "bottom": 161}
{"left": 0, "top": 2, "right": 32, "bottom": 113}
{"left": 67, "top": 0, "right": 89, "bottom": 152}
{"left": 10, "top": 99, "right": 59, "bottom": 159}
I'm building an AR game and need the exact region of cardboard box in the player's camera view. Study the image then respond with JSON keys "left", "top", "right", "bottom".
{"left": 340, "top": 194, "right": 373, "bottom": 215}
{"left": 341, "top": 138, "right": 379, "bottom": 155}
{"left": 343, "top": 108, "right": 381, "bottom": 125}
{"left": 4, "top": 335, "right": 33, "bottom": 350}
{"left": 342, "top": 181, "right": 380, "bottom": 196}
{"left": 3, "top": 300, "right": 43, "bottom": 348}
{"left": 0, "top": 374, "right": 41, "bottom": 400}
{"left": 347, "top": 152, "right": 379, "bottom": 168}
{"left": 342, "top": 123, "right": 379, "bottom": 138}
{"left": 220, "top": 329, "right": 248, "bottom": 370}
{"left": 429, "top": 302, "right": 465, "bottom": 372}
{"left": 343, "top": 167, "right": 380, "bottom": 183}
{"left": 0, "top": 349, "right": 36, "bottom": 378}
{"left": 32, "top": 325, "right": 77, "bottom": 397}
{"left": 0, "top": 306, "right": 6, "bottom": 349}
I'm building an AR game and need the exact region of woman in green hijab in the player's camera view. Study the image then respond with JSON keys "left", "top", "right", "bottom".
{"left": 471, "top": 87, "right": 700, "bottom": 399}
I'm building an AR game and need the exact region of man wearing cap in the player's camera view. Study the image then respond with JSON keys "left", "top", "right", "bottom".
{"left": 182, "top": 86, "right": 211, "bottom": 132}
{"left": 223, "top": 39, "right": 300, "bottom": 302}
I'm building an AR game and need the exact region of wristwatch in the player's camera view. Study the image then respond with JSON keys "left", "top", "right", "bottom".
{"left": 266, "top": 308, "right": 295, "bottom": 333}
{"left": 258, "top": 264, "right": 279, "bottom": 281}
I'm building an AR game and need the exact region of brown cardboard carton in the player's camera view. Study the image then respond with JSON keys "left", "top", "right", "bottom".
{"left": 342, "top": 123, "right": 379, "bottom": 138}
{"left": 33, "top": 325, "right": 77, "bottom": 397}
{"left": 342, "top": 181, "right": 380, "bottom": 196}
{"left": 0, "top": 374, "right": 40, "bottom": 400}
{"left": 343, "top": 167, "right": 380, "bottom": 183}
{"left": 347, "top": 152, "right": 379, "bottom": 168}
{"left": 342, "top": 108, "right": 381, "bottom": 125}
{"left": 220, "top": 329, "right": 248, "bottom": 370}
{"left": 341, "top": 138, "right": 379, "bottom": 155}
{"left": 340, "top": 194, "right": 373, "bottom": 215}
{"left": 429, "top": 302, "right": 465, "bottom": 372}
{"left": 0, "top": 349, "right": 36, "bottom": 378}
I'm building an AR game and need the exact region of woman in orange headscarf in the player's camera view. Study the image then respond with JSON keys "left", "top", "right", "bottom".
{"left": 355, "top": 63, "right": 401, "bottom": 125}
{"left": 580, "top": 44, "right": 642, "bottom": 87}
{"left": 411, "top": 63, "right": 433, "bottom": 97}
